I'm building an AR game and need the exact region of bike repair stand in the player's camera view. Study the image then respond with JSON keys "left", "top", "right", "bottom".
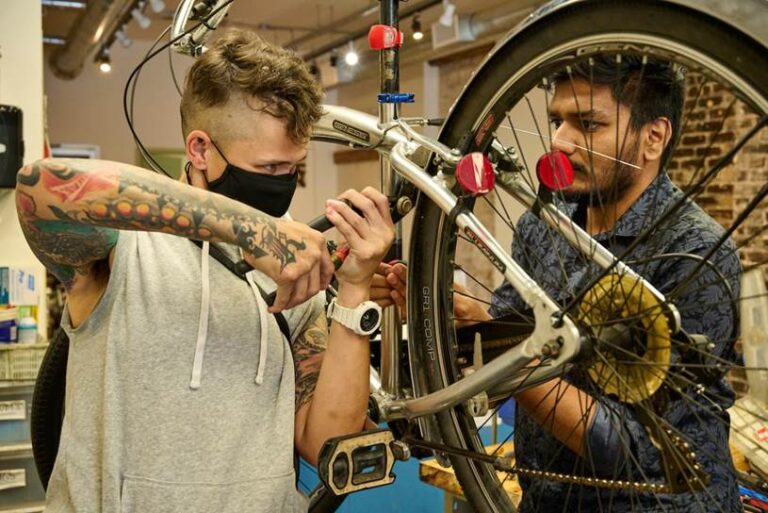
{"left": 317, "top": 5, "right": 416, "bottom": 497}
{"left": 371, "top": 0, "right": 412, "bottom": 400}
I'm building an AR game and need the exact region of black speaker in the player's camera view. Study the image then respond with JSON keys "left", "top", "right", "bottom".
{"left": 0, "top": 105, "right": 24, "bottom": 188}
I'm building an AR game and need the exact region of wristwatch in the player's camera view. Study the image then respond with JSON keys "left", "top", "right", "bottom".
{"left": 327, "top": 298, "right": 382, "bottom": 336}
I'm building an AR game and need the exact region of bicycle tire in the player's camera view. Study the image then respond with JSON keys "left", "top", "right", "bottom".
{"left": 408, "top": 1, "right": 768, "bottom": 512}
{"left": 31, "top": 328, "right": 68, "bottom": 490}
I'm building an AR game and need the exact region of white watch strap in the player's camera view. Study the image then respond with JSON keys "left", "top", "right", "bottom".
{"left": 329, "top": 299, "right": 356, "bottom": 330}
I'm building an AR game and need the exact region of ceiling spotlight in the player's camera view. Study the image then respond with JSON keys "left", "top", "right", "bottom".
{"left": 412, "top": 14, "right": 424, "bottom": 41}
{"left": 344, "top": 43, "right": 359, "bottom": 66}
{"left": 309, "top": 61, "right": 321, "bottom": 81}
{"left": 329, "top": 49, "right": 338, "bottom": 67}
{"left": 439, "top": 0, "right": 456, "bottom": 27}
{"left": 96, "top": 46, "right": 111, "bottom": 73}
{"left": 131, "top": 7, "right": 151, "bottom": 29}
{"left": 114, "top": 29, "right": 132, "bottom": 48}
{"left": 148, "top": 0, "right": 165, "bottom": 13}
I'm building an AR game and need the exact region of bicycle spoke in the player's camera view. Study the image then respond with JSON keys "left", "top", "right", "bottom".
{"left": 408, "top": 17, "right": 768, "bottom": 511}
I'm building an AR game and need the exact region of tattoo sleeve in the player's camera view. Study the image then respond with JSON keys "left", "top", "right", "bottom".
{"left": 15, "top": 158, "right": 307, "bottom": 288}
{"left": 291, "top": 311, "right": 328, "bottom": 411}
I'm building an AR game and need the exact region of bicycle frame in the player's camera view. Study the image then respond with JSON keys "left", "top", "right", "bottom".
{"left": 314, "top": 104, "right": 680, "bottom": 421}
{"left": 169, "top": 0, "right": 683, "bottom": 423}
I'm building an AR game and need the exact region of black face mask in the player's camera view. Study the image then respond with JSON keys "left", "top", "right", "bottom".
{"left": 203, "top": 139, "right": 298, "bottom": 218}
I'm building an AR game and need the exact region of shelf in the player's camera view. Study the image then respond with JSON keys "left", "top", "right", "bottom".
{"left": 0, "top": 382, "right": 35, "bottom": 389}
{"left": 0, "top": 344, "right": 48, "bottom": 352}
{"left": 0, "top": 502, "right": 45, "bottom": 513}
{"left": 0, "top": 443, "right": 32, "bottom": 455}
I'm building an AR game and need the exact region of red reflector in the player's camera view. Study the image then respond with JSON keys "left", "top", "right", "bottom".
{"left": 456, "top": 153, "right": 495, "bottom": 196}
{"left": 536, "top": 151, "right": 574, "bottom": 191}
{"left": 368, "top": 24, "right": 403, "bottom": 50}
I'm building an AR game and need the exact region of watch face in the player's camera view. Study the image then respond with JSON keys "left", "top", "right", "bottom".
{"left": 360, "top": 308, "right": 381, "bottom": 332}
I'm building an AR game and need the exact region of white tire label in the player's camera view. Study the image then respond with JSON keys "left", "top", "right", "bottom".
{"left": 0, "top": 469, "right": 26, "bottom": 491}
{"left": 0, "top": 400, "right": 26, "bottom": 421}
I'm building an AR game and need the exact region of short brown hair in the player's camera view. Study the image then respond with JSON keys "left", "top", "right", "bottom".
{"left": 180, "top": 29, "right": 323, "bottom": 144}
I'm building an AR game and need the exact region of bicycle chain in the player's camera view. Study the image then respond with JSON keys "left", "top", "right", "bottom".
{"left": 513, "top": 468, "right": 672, "bottom": 493}
{"left": 405, "top": 416, "right": 704, "bottom": 494}
{"left": 514, "top": 422, "right": 706, "bottom": 494}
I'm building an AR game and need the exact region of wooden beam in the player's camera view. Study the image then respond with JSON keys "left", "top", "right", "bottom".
{"left": 427, "top": 42, "right": 495, "bottom": 67}
{"left": 333, "top": 149, "right": 379, "bottom": 164}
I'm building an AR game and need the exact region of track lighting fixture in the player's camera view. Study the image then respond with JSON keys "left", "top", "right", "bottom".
{"left": 412, "top": 14, "right": 424, "bottom": 41}
{"left": 344, "top": 42, "right": 359, "bottom": 66}
{"left": 439, "top": 0, "right": 456, "bottom": 27}
{"left": 96, "top": 46, "right": 112, "bottom": 73}
{"left": 114, "top": 29, "right": 133, "bottom": 48}
{"left": 131, "top": 6, "right": 152, "bottom": 29}
{"left": 148, "top": 0, "right": 165, "bottom": 13}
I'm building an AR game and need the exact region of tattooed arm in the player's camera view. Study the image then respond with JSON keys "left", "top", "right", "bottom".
{"left": 293, "top": 188, "right": 395, "bottom": 465}
{"left": 15, "top": 159, "right": 333, "bottom": 315}
{"left": 293, "top": 285, "right": 372, "bottom": 466}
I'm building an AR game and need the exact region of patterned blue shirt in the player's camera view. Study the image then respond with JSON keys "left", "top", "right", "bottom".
{"left": 490, "top": 172, "right": 742, "bottom": 512}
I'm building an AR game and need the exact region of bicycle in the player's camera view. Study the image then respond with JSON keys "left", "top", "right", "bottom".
{"left": 30, "top": 0, "right": 768, "bottom": 512}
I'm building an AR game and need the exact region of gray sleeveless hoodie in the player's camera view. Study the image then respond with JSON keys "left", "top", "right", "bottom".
{"left": 46, "top": 230, "right": 323, "bottom": 513}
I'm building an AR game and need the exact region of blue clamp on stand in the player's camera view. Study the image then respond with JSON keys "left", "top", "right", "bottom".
{"left": 378, "top": 93, "right": 415, "bottom": 104}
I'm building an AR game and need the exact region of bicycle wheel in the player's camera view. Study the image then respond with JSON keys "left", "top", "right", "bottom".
{"left": 408, "top": 1, "right": 768, "bottom": 512}
{"left": 31, "top": 328, "right": 69, "bottom": 490}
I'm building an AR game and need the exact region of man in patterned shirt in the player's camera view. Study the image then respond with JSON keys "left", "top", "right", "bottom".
{"left": 375, "top": 55, "right": 742, "bottom": 511}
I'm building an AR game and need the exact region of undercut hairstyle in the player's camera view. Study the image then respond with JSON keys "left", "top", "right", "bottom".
{"left": 180, "top": 29, "right": 324, "bottom": 145}
{"left": 551, "top": 55, "right": 685, "bottom": 170}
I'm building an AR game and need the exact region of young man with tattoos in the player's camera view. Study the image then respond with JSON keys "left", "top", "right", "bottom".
{"left": 16, "top": 30, "right": 394, "bottom": 512}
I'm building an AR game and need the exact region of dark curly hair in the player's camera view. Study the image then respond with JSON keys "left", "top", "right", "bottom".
{"left": 180, "top": 29, "right": 323, "bottom": 145}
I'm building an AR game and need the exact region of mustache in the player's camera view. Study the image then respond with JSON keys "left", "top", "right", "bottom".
{"left": 567, "top": 160, "right": 634, "bottom": 177}
{"left": 570, "top": 161, "right": 588, "bottom": 175}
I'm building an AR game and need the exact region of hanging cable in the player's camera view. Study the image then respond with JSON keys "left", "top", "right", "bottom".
{"left": 125, "top": 26, "right": 173, "bottom": 175}
{"left": 122, "top": 0, "right": 235, "bottom": 177}
{"left": 168, "top": 28, "right": 183, "bottom": 96}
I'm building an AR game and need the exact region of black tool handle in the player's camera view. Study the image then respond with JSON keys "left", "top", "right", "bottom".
{"left": 307, "top": 196, "right": 405, "bottom": 234}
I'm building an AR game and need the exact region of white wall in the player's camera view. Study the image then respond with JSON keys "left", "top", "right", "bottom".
{"left": 45, "top": 39, "right": 194, "bottom": 164}
{"left": 296, "top": 88, "right": 339, "bottom": 224}
{"left": 0, "top": 0, "right": 47, "bottom": 335}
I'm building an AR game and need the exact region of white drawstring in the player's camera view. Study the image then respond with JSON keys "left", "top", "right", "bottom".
{"left": 189, "top": 241, "right": 211, "bottom": 390}
{"left": 245, "top": 271, "right": 269, "bottom": 385}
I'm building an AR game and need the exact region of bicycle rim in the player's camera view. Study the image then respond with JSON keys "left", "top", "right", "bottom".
{"left": 409, "top": 1, "right": 768, "bottom": 512}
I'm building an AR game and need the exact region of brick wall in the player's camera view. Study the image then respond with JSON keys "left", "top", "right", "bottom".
{"left": 668, "top": 72, "right": 767, "bottom": 276}
{"left": 668, "top": 72, "right": 768, "bottom": 397}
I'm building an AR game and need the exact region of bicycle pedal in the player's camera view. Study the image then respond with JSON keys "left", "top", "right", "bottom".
{"left": 317, "top": 428, "right": 406, "bottom": 496}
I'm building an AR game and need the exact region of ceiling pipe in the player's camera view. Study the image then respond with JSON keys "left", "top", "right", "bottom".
{"left": 49, "top": 0, "right": 138, "bottom": 80}
{"left": 301, "top": 0, "right": 443, "bottom": 61}
{"left": 43, "top": 36, "right": 67, "bottom": 45}
{"left": 41, "top": 0, "right": 87, "bottom": 8}
{"left": 318, "top": 0, "right": 539, "bottom": 89}
{"left": 284, "top": 2, "right": 380, "bottom": 50}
